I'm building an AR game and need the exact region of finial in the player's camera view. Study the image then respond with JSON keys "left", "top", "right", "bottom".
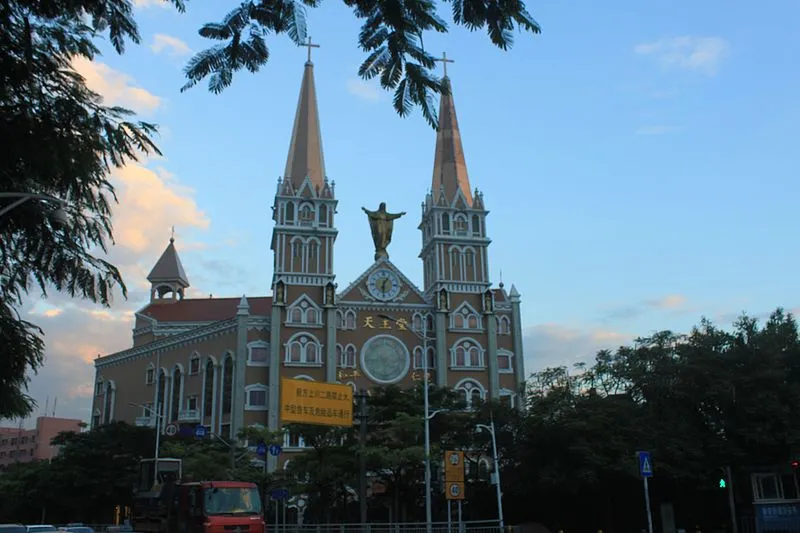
{"left": 499, "top": 269, "right": 504, "bottom": 289}
{"left": 170, "top": 225, "right": 175, "bottom": 243}
{"left": 301, "top": 36, "right": 320, "bottom": 63}
{"left": 434, "top": 51, "right": 455, "bottom": 78}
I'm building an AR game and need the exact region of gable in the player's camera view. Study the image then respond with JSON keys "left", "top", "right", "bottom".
{"left": 337, "top": 257, "right": 428, "bottom": 306}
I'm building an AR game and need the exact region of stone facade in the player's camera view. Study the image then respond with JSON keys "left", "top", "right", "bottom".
{"left": 91, "top": 58, "right": 525, "bottom": 473}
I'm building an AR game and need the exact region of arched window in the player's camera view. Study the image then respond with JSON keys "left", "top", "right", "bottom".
{"left": 287, "top": 296, "right": 322, "bottom": 326}
{"left": 306, "top": 240, "right": 319, "bottom": 273}
{"left": 222, "top": 356, "right": 233, "bottom": 415}
{"left": 171, "top": 366, "right": 183, "bottom": 421}
{"left": 299, "top": 203, "right": 314, "bottom": 226}
{"left": 454, "top": 214, "right": 468, "bottom": 236}
{"left": 451, "top": 339, "right": 484, "bottom": 368}
{"left": 450, "top": 247, "right": 463, "bottom": 281}
{"left": 344, "top": 344, "right": 357, "bottom": 368}
{"left": 412, "top": 313, "right": 424, "bottom": 332}
{"left": 471, "top": 215, "right": 481, "bottom": 236}
{"left": 102, "top": 381, "right": 114, "bottom": 424}
{"left": 413, "top": 346, "right": 436, "bottom": 369}
{"left": 285, "top": 334, "right": 322, "bottom": 365}
{"left": 189, "top": 353, "right": 201, "bottom": 375}
{"left": 336, "top": 310, "right": 344, "bottom": 329}
{"left": 156, "top": 369, "right": 167, "bottom": 419}
{"left": 285, "top": 202, "right": 295, "bottom": 224}
{"left": 441, "top": 213, "right": 450, "bottom": 233}
{"left": 203, "top": 359, "right": 215, "bottom": 417}
{"left": 497, "top": 316, "right": 511, "bottom": 335}
{"left": 344, "top": 310, "right": 357, "bottom": 330}
{"left": 291, "top": 238, "right": 303, "bottom": 271}
{"left": 319, "top": 206, "right": 328, "bottom": 226}
{"left": 452, "top": 304, "right": 481, "bottom": 330}
{"left": 464, "top": 249, "right": 476, "bottom": 280}
{"left": 145, "top": 363, "right": 155, "bottom": 385}
{"left": 455, "top": 379, "right": 484, "bottom": 409}
{"left": 498, "top": 350, "right": 514, "bottom": 373}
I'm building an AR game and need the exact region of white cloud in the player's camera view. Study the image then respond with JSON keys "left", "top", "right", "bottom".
{"left": 635, "top": 125, "right": 681, "bottom": 136}
{"left": 523, "top": 323, "right": 632, "bottom": 374}
{"left": 346, "top": 79, "right": 381, "bottom": 102}
{"left": 634, "top": 36, "right": 729, "bottom": 76}
{"left": 71, "top": 57, "right": 162, "bottom": 115}
{"left": 133, "top": 0, "right": 171, "bottom": 8}
{"left": 150, "top": 34, "right": 191, "bottom": 57}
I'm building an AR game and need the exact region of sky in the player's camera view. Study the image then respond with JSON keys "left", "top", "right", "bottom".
{"left": 14, "top": 0, "right": 800, "bottom": 426}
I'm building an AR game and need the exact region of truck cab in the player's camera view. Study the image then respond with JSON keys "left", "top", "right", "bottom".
{"left": 132, "top": 458, "right": 265, "bottom": 533}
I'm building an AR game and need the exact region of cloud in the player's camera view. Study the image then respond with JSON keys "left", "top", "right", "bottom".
{"left": 599, "top": 294, "right": 693, "bottom": 322}
{"left": 71, "top": 57, "right": 162, "bottom": 115}
{"left": 635, "top": 125, "right": 681, "bottom": 136}
{"left": 133, "top": 0, "right": 171, "bottom": 8}
{"left": 150, "top": 34, "right": 191, "bottom": 57}
{"left": 523, "top": 323, "right": 632, "bottom": 373}
{"left": 346, "top": 79, "right": 381, "bottom": 102}
{"left": 634, "top": 36, "right": 729, "bottom": 76}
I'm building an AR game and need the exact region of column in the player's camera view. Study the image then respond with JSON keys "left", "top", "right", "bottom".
{"left": 233, "top": 296, "right": 250, "bottom": 437}
{"left": 435, "top": 311, "right": 447, "bottom": 387}
{"left": 325, "top": 307, "right": 337, "bottom": 382}
{"left": 267, "top": 304, "right": 282, "bottom": 472}
{"left": 486, "top": 312, "right": 499, "bottom": 399}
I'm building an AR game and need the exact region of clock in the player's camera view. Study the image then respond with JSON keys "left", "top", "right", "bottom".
{"left": 360, "top": 335, "right": 410, "bottom": 384}
{"left": 366, "top": 268, "right": 401, "bottom": 301}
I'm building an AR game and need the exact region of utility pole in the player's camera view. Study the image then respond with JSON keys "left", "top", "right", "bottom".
{"left": 356, "top": 389, "right": 369, "bottom": 525}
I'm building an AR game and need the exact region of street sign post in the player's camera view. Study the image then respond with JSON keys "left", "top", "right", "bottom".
{"left": 444, "top": 450, "right": 465, "bottom": 500}
{"left": 636, "top": 451, "right": 654, "bottom": 533}
{"left": 164, "top": 423, "right": 178, "bottom": 437}
{"left": 256, "top": 442, "right": 267, "bottom": 457}
{"left": 194, "top": 425, "right": 207, "bottom": 440}
{"left": 269, "top": 444, "right": 282, "bottom": 457}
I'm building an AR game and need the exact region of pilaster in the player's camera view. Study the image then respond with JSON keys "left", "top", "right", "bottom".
{"left": 325, "top": 307, "right": 337, "bottom": 382}
{"left": 267, "top": 304, "right": 282, "bottom": 472}
{"left": 435, "top": 312, "right": 447, "bottom": 387}
{"left": 510, "top": 286, "right": 525, "bottom": 402}
{"left": 233, "top": 296, "right": 250, "bottom": 438}
{"left": 486, "top": 311, "right": 499, "bottom": 399}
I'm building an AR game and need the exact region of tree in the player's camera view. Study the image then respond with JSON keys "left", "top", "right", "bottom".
{"left": 182, "top": 0, "right": 541, "bottom": 127}
{"left": 0, "top": 0, "right": 161, "bottom": 419}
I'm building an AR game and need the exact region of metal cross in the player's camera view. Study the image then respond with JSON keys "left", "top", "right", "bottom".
{"left": 170, "top": 225, "right": 175, "bottom": 242}
{"left": 301, "top": 36, "right": 320, "bottom": 62}
{"left": 434, "top": 51, "right": 455, "bottom": 77}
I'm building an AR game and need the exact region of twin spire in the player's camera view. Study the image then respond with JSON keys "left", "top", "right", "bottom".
{"left": 282, "top": 44, "right": 472, "bottom": 206}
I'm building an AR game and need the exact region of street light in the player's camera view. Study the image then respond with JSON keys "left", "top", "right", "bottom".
{"left": 476, "top": 416, "right": 504, "bottom": 529}
{"left": 0, "top": 192, "right": 69, "bottom": 225}
{"left": 129, "top": 398, "right": 164, "bottom": 486}
{"left": 378, "top": 313, "right": 434, "bottom": 533}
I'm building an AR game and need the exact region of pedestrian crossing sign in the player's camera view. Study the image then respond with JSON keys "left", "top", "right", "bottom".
{"left": 637, "top": 451, "right": 653, "bottom": 478}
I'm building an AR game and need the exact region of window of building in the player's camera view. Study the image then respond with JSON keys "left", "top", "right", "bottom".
{"left": 284, "top": 431, "right": 306, "bottom": 449}
{"left": 285, "top": 334, "right": 322, "bottom": 365}
{"left": 221, "top": 423, "right": 231, "bottom": 439}
{"left": 498, "top": 350, "right": 514, "bottom": 373}
{"left": 245, "top": 384, "right": 269, "bottom": 411}
{"left": 299, "top": 203, "right": 315, "bottom": 226}
{"left": 189, "top": 354, "right": 201, "bottom": 375}
{"left": 452, "top": 304, "right": 481, "bottom": 330}
{"left": 413, "top": 346, "right": 436, "bottom": 370}
{"left": 471, "top": 215, "right": 481, "bottom": 236}
{"left": 499, "top": 390, "right": 516, "bottom": 408}
{"left": 187, "top": 396, "right": 198, "bottom": 411}
{"left": 203, "top": 359, "right": 215, "bottom": 418}
{"left": 287, "top": 297, "right": 322, "bottom": 326}
{"left": 248, "top": 342, "right": 270, "bottom": 366}
{"left": 95, "top": 380, "right": 104, "bottom": 395}
{"left": 145, "top": 364, "right": 155, "bottom": 385}
{"left": 752, "top": 473, "right": 799, "bottom": 501}
{"left": 451, "top": 339, "right": 484, "bottom": 368}
{"left": 337, "top": 344, "right": 357, "bottom": 368}
{"left": 497, "top": 316, "right": 511, "bottom": 335}
{"left": 454, "top": 214, "right": 468, "bottom": 236}
{"left": 221, "top": 357, "right": 233, "bottom": 415}
{"left": 456, "top": 380, "right": 484, "bottom": 409}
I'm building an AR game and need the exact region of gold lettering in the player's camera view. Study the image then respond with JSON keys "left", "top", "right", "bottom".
{"left": 363, "top": 316, "right": 375, "bottom": 329}
{"left": 380, "top": 319, "right": 392, "bottom": 330}
{"left": 352, "top": 369, "right": 362, "bottom": 378}
{"left": 396, "top": 318, "right": 409, "bottom": 331}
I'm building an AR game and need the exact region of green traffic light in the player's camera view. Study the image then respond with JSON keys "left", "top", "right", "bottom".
{"left": 719, "top": 478, "right": 726, "bottom": 489}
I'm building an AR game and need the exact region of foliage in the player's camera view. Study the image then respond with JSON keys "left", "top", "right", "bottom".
{"left": 0, "top": 0, "right": 162, "bottom": 419}
{"left": 181, "top": 0, "right": 541, "bottom": 128}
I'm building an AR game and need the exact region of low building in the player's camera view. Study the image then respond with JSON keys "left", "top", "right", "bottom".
{"left": 0, "top": 416, "right": 84, "bottom": 469}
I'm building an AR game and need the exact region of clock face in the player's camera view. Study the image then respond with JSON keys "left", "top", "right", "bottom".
{"left": 366, "top": 268, "right": 401, "bottom": 301}
{"left": 360, "top": 335, "right": 410, "bottom": 384}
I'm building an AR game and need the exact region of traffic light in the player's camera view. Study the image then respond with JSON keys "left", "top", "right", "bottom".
{"left": 719, "top": 478, "right": 726, "bottom": 489}
{"left": 791, "top": 460, "right": 799, "bottom": 470}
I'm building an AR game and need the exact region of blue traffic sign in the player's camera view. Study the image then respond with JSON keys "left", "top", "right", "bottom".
{"left": 194, "top": 425, "right": 207, "bottom": 439}
{"left": 271, "top": 488, "right": 289, "bottom": 500}
{"left": 637, "top": 451, "right": 653, "bottom": 478}
{"left": 256, "top": 442, "right": 267, "bottom": 456}
{"left": 268, "top": 444, "right": 282, "bottom": 457}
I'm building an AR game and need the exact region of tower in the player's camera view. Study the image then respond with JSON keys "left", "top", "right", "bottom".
{"left": 419, "top": 59, "right": 500, "bottom": 397}
{"left": 147, "top": 233, "right": 190, "bottom": 301}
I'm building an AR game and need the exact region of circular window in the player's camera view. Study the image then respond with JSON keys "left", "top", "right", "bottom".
{"left": 360, "top": 335, "right": 410, "bottom": 384}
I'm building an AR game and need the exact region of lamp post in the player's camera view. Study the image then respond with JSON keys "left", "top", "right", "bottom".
{"left": 378, "top": 313, "right": 434, "bottom": 533}
{"left": 0, "top": 192, "right": 69, "bottom": 224}
{"left": 476, "top": 416, "right": 504, "bottom": 529}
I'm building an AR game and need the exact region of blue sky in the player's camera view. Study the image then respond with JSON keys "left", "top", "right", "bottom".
{"left": 17, "top": 0, "right": 800, "bottom": 424}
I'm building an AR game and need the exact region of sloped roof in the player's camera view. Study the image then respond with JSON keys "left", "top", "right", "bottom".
{"left": 147, "top": 238, "right": 190, "bottom": 287}
{"left": 284, "top": 60, "right": 326, "bottom": 192}
{"left": 140, "top": 296, "right": 272, "bottom": 323}
{"left": 431, "top": 77, "right": 473, "bottom": 207}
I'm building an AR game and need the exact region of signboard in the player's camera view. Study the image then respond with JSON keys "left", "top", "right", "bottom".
{"left": 446, "top": 482, "right": 465, "bottom": 500}
{"left": 256, "top": 442, "right": 266, "bottom": 457}
{"left": 164, "top": 423, "right": 178, "bottom": 437}
{"left": 637, "top": 451, "right": 653, "bottom": 478}
{"left": 194, "top": 425, "right": 207, "bottom": 440}
{"left": 445, "top": 450, "right": 465, "bottom": 482}
{"left": 271, "top": 488, "right": 289, "bottom": 500}
{"left": 268, "top": 444, "right": 282, "bottom": 457}
{"left": 280, "top": 378, "right": 354, "bottom": 427}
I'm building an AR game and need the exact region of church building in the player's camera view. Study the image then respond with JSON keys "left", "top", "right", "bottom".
{"left": 91, "top": 52, "right": 526, "bottom": 472}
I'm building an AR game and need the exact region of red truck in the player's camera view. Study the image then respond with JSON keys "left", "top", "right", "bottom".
{"left": 132, "top": 458, "right": 266, "bottom": 533}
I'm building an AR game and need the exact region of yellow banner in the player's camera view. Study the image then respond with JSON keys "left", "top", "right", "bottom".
{"left": 444, "top": 450, "right": 465, "bottom": 482}
{"left": 280, "top": 378, "right": 354, "bottom": 427}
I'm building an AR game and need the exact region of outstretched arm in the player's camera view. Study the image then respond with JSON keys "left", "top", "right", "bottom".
{"left": 387, "top": 211, "right": 407, "bottom": 220}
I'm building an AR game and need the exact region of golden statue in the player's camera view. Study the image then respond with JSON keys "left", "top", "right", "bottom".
{"left": 362, "top": 203, "right": 406, "bottom": 261}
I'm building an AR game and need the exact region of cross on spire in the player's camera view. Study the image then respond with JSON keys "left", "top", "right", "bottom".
{"left": 170, "top": 225, "right": 175, "bottom": 243}
{"left": 301, "top": 36, "right": 320, "bottom": 62}
{"left": 434, "top": 51, "right": 455, "bottom": 77}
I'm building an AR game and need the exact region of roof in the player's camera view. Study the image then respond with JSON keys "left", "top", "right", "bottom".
{"left": 284, "top": 60, "right": 326, "bottom": 192}
{"left": 147, "top": 238, "right": 190, "bottom": 287}
{"left": 140, "top": 296, "right": 272, "bottom": 323}
{"left": 431, "top": 77, "right": 473, "bottom": 207}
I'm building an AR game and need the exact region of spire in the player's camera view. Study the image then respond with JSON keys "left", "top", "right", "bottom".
{"left": 431, "top": 55, "right": 472, "bottom": 207}
{"left": 147, "top": 233, "right": 190, "bottom": 300}
{"left": 283, "top": 40, "right": 326, "bottom": 193}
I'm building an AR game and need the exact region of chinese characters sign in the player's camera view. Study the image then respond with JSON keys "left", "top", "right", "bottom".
{"left": 280, "top": 378, "right": 354, "bottom": 427}
{"left": 362, "top": 316, "right": 409, "bottom": 330}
